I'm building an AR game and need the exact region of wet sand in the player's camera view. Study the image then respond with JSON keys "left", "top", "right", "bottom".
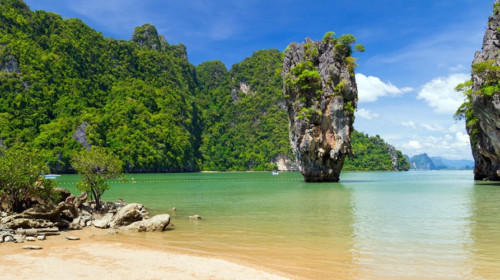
{"left": 0, "top": 227, "right": 291, "bottom": 280}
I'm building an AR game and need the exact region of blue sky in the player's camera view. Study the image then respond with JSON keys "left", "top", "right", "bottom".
{"left": 24, "top": 0, "right": 494, "bottom": 160}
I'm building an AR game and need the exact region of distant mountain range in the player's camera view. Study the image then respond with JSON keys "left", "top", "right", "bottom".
{"left": 406, "top": 153, "right": 474, "bottom": 170}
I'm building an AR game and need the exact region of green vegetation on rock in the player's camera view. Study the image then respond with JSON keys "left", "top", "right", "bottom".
{"left": 454, "top": 80, "right": 481, "bottom": 148}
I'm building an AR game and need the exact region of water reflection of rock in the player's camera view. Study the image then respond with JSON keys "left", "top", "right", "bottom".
{"left": 288, "top": 182, "right": 357, "bottom": 279}
{"left": 470, "top": 182, "right": 500, "bottom": 279}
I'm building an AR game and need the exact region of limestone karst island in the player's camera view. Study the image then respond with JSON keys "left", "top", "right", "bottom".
{"left": 1, "top": 0, "right": 500, "bottom": 279}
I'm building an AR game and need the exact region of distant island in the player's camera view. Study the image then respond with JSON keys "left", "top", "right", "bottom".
{"left": 407, "top": 153, "right": 473, "bottom": 170}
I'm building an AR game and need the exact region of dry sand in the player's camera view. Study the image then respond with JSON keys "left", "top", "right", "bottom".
{"left": 0, "top": 227, "right": 291, "bottom": 280}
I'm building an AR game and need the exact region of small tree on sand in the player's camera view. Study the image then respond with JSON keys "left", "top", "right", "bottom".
{"left": 71, "top": 147, "right": 123, "bottom": 210}
{"left": 0, "top": 148, "right": 56, "bottom": 212}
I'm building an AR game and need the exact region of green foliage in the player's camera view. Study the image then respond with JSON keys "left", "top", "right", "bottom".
{"left": 198, "top": 49, "right": 292, "bottom": 171}
{"left": 296, "top": 69, "right": 321, "bottom": 90}
{"left": 0, "top": 148, "right": 57, "bottom": 212}
{"left": 333, "top": 80, "right": 346, "bottom": 95}
{"left": 494, "top": 1, "right": 500, "bottom": 15}
{"left": 454, "top": 80, "right": 473, "bottom": 121}
{"left": 344, "top": 101, "right": 355, "bottom": 115}
{"left": 454, "top": 79, "right": 480, "bottom": 148}
{"left": 286, "top": 61, "right": 322, "bottom": 96}
{"left": 297, "top": 107, "right": 320, "bottom": 120}
{"left": 397, "top": 150, "right": 410, "bottom": 171}
{"left": 472, "top": 60, "right": 500, "bottom": 96}
{"left": 322, "top": 31, "right": 335, "bottom": 43}
{"left": 71, "top": 147, "right": 123, "bottom": 210}
{"left": 354, "top": 44, "right": 365, "bottom": 52}
{"left": 303, "top": 41, "right": 319, "bottom": 59}
{"left": 0, "top": 1, "right": 201, "bottom": 172}
{"left": 344, "top": 56, "right": 358, "bottom": 74}
{"left": 322, "top": 31, "right": 364, "bottom": 60}
{"left": 344, "top": 131, "right": 409, "bottom": 171}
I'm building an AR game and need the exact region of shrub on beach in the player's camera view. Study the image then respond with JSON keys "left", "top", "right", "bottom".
{"left": 71, "top": 147, "right": 123, "bottom": 210}
{"left": 0, "top": 148, "right": 57, "bottom": 212}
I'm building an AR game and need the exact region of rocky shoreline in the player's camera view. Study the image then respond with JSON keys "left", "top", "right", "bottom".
{"left": 1, "top": 188, "right": 171, "bottom": 247}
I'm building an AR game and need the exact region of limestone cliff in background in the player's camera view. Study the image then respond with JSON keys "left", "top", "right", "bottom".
{"left": 467, "top": 1, "right": 500, "bottom": 180}
{"left": 131, "top": 24, "right": 166, "bottom": 51}
{"left": 282, "top": 34, "right": 362, "bottom": 182}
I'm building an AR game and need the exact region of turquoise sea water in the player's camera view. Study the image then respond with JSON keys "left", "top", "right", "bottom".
{"left": 58, "top": 171, "right": 500, "bottom": 279}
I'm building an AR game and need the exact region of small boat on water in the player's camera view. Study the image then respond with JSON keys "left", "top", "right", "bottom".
{"left": 44, "top": 174, "right": 61, "bottom": 180}
{"left": 272, "top": 170, "right": 279, "bottom": 175}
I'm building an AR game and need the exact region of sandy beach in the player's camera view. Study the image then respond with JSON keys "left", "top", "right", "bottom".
{"left": 0, "top": 227, "right": 291, "bottom": 280}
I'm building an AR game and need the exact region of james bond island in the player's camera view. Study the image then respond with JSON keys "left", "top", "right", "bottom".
{"left": 282, "top": 33, "right": 364, "bottom": 182}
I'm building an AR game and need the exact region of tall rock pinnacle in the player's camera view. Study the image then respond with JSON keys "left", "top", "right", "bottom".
{"left": 465, "top": 1, "right": 500, "bottom": 180}
{"left": 282, "top": 33, "right": 363, "bottom": 182}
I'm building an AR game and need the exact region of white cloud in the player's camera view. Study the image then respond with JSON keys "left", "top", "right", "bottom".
{"left": 405, "top": 140, "right": 423, "bottom": 150}
{"left": 356, "top": 73, "right": 413, "bottom": 102}
{"left": 449, "top": 64, "right": 466, "bottom": 72}
{"left": 420, "top": 123, "right": 446, "bottom": 132}
{"left": 401, "top": 133, "right": 472, "bottom": 160}
{"left": 455, "top": 131, "right": 470, "bottom": 147}
{"left": 417, "top": 73, "right": 469, "bottom": 114}
{"left": 356, "top": 108, "right": 380, "bottom": 120}
{"left": 400, "top": 121, "right": 416, "bottom": 128}
{"left": 448, "top": 122, "right": 466, "bottom": 133}
{"left": 399, "top": 119, "right": 466, "bottom": 134}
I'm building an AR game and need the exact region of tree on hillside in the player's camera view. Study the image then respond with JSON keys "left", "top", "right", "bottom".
{"left": 71, "top": 147, "right": 123, "bottom": 210}
{"left": 0, "top": 148, "right": 56, "bottom": 212}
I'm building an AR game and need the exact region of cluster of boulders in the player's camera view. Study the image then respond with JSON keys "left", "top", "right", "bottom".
{"left": 92, "top": 202, "right": 171, "bottom": 232}
{"left": 1, "top": 188, "right": 171, "bottom": 246}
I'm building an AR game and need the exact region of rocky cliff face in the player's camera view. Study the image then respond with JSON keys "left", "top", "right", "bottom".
{"left": 131, "top": 24, "right": 187, "bottom": 58}
{"left": 468, "top": 1, "right": 500, "bottom": 180}
{"left": 282, "top": 35, "right": 360, "bottom": 182}
{"left": 0, "top": 53, "right": 19, "bottom": 74}
{"left": 131, "top": 24, "right": 166, "bottom": 51}
{"left": 72, "top": 121, "right": 91, "bottom": 150}
{"left": 386, "top": 144, "right": 400, "bottom": 171}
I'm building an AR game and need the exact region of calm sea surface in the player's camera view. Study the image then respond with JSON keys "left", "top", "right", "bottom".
{"left": 58, "top": 171, "right": 500, "bottom": 279}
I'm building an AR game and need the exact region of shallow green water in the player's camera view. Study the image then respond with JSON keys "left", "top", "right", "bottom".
{"left": 58, "top": 171, "right": 500, "bottom": 279}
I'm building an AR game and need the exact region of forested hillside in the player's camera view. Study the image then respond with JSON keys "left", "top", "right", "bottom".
{"left": 0, "top": 0, "right": 409, "bottom": 172}
{"left": 196, "top": 50, "right": 291, "bottom": 170}
{"left": 344, "top": 131, "right": 409, "bottom": 171}
{"left": 0, "top": 0, "right": 200, "bottom": 172}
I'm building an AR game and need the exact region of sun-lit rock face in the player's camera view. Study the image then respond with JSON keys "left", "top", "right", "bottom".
{"left": 468, "top": 1, "right": 500, "bottom": 180}
{"left": 282, "top": 35, "right": 359, "bottom": 182}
